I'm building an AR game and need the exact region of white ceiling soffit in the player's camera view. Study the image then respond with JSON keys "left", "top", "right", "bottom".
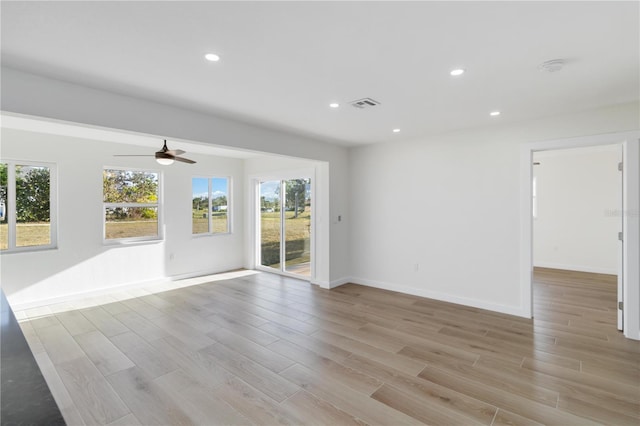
{"left": 0, "top": 112, "right": 263, "bottom": 159}
{"left": 1, "top": 1, "right": 638, "bottom": 147}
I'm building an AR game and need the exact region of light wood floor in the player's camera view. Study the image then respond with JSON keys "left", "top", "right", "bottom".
{"left": 17, "top": 268, "right": 640, "bottom": 425}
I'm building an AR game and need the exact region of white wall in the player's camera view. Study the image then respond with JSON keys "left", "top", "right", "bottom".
{"left": 1, "top": 129, "right": 245, "bottom": 309}
{"left": 349, "top": 102, "right": 639, "bottom": 317}
{"left": 0, "top": 67, "right": 351, "bottom": 283}
{"left": 533, "top": 146, "right": 621, "bottom": 274}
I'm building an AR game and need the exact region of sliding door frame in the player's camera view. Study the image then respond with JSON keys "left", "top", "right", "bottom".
{"left": 253, "top": 168, "right": 316, "bottom": 281}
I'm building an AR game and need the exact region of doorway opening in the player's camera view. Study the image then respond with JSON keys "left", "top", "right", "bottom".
{"left": 532, "top": 145, "right": 622, "bottom": 331}
{"left": 520, "top": 131, "right": 639, "bottom": 340}
{"left": 257, "top": 178, "right": 312, "bottom": 278}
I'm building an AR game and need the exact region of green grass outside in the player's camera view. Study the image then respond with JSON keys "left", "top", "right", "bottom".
{"left": 105, "top": 220, "right": 158, "bottom": 239}
{"left": 0, "top": 223, "right": 51, "bottom": 249}
{"left": 260, "top": 210, "right": 311, "bottom": 268}
{"left": 192, "top": 211, "right": 228, "bottom": 234}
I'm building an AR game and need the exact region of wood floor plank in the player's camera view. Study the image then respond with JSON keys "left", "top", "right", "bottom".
{"left": 259, "top": 321, "right": 352, "bottom": 363}
{"left": 148, "top": 336, "right": 231, "bottom": 389}
{"left": 281, "top": 390, "right": 367, "bottom": 426}
{"left": 110, "top": 331, "right": 178, "bottom": 379}
{"left": 279, "top": 363, "right": 423, "bottom": 426}
{"left": 204, "top": 298, "right": 270, "bottom": 327}
{"left": 492, "top": 409, "right": 544, "bottom": 426}
{"left": 475, "top": 355, "right": 640, "bottom": 419}
{"left": 55, "top": 310, "right": 98, "bottom": 336}
{"left": 311, "top": 329, "right": 426, "bottom": 376}
{"left": 580, "top": 356, "right": 640, "bottom": 386}
{"left": 206, "top": 312, "right": 280, "bottom": 346}
{"left": 310, "top": 318, "right": 405, "bottom": 352}
{"left": 208, "top": 283, "right": 316, "bottom": 321}
{"left": 105, "top": 367, "right": 193, "bottom": 426}
{"left": 106, "top": 413, "right": 142, "bottom": 426}
{"left": 212, "top": 376, "right": 306, "bottom": 425}
{"left": 398, "top": 340, "right": 480, "bottom": 369}
{"left": 371, "top": 383, "right": 486, "bottom": 425}
{"left": 146, "top": 313, "right": 216, "bottom": 350}
{"left": 55, "top": 357, "right": 130, "bottom": 425}
{"left": 112, "top": 310, "right": 170, "bottom": 342}
{"left": 206, "top": 289, "right": 319, "bottom": 334}
{"left": 99, "top": 301, "right": 130, "bottom": 316}
{"left": 267, "top": 338, "right": 383, "bottom": 395}
{"left": 34, "top": 323, "right": 86, "bottom": 365}
{"left": 120, "top": 297, "right": 166, "bottom": 320}
{"left": 74, "top": 330, "right": 135, "bottom": 376}
{"left": 208, "top": 326, "right": 295, "bottom": 373}
{"left": 521, "top": 357, "right": 639, "bottom": 398}
{"left": 426, "top": 356, "right": 560, "bottom": 407}
{"left": 557, "top": 394, "right": 640, "bottom": 426}
{"left": 342, "top": 353, "right": 498, "bottom": 424}
{"left": 153, "top": 369, "right": 252, "bottom": 425}
{"left": 199, "top": 342, "right": 299, "bottom": 402}
{"left": 418, "top": 364, "right": 601, "bottom": 426}
{"left": 80, "top": 306, "right": 130, "bottom": 337}
{"left": 160, "top": 305, "right": 219, "bottom": 333}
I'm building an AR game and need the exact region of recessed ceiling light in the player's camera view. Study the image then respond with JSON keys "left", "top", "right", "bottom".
{"left": 490, "top": 111, "right": 501, "bottom": 116}
{"left": 205, "top": 53, "right": 220, "bottom": 62}
{"left": 393, "top": 128, "right": 401, "bottom": 133}
{"left": 329, "top": 103, "right": 340, "bottom": 108}
{"left": 450, "top": 68, "right": 465, "bottom": 76}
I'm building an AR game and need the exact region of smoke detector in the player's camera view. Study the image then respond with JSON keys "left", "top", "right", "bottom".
{"left": 349, "top": 98, "right": 380, "bottom": 109}
{"left": 539, "top": 59, "right": 565, "bottom": 73}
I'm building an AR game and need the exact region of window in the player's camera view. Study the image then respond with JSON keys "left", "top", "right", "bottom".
{"left": 192, "top": 177, "right": 230, "bottom": 235}
{"left": 0, "top": 161, "right": 57, "bottom": 252}
{"left": 103, "top": 168, "right": 160, "bottom": 241}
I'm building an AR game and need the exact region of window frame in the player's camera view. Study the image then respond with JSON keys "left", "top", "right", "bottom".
{"left": 102, "top": 167, "right": 163, "bottom": 244}
{"left": 192, "top": 175, "right": 232, "bottom": 237}
{"left": 0, "top": 159, "right": 58, "bottom": 253}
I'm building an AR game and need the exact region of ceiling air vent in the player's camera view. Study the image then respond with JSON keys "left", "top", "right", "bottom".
{"left": 349, "top": 98, "right": 380, "bottom": 109}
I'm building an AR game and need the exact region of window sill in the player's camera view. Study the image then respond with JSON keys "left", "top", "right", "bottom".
{"left": 103, "top": 237, "right": 163, "bottom": 247}
{"left": 191, "top": 232, "right": 233, "bottom": 239}
{"left": 0, "top": 245, "right": 58, "bottom": 255}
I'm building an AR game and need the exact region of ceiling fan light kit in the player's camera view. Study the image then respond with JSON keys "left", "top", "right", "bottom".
{"left": 155, "top": 153, "right": 175, "bottom": 165}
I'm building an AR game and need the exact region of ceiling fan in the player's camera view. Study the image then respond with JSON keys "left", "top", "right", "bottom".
{"left": 115, "top": 140, "right": 196, "bottom": 165}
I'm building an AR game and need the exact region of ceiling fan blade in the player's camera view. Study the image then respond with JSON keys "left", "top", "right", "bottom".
{"left": 114, "top": 154, "right": 154, "bottom": 157}
{"left": 174, "top": 156, "right": 196, "bottom": 164}
{"left": 166, "top": 149, "right": 186, "bottom": 156}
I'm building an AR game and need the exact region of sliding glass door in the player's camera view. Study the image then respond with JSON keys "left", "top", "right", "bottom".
{"left": 259, "top": 178, "right": 311, "bottom": 278}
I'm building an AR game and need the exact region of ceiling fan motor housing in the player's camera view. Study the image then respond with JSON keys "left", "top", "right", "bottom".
{"left": 156, "top": 151, "right": 173, "bottom": 160}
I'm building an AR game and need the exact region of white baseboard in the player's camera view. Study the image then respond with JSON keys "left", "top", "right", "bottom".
{"left": 533, "top": 262, "right": 617, "bottom": 275}
{"left": 329, "top": 276, "right": 351, "bottom": 289}
{"left": 310, "top": 277, "right": 350, "bottom": 289}
{"left": 349, "top": 276, "right": 529, "bottom": 318}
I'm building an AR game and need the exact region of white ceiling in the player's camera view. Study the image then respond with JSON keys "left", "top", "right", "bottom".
{"left": 1, "top": 1, "right": 638, "bottom": 147}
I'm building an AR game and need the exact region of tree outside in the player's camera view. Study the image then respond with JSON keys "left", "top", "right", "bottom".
{"left": 103, "top": 169, "right": 159, "bottom": 239}
{"left": 0, "top": 164, "right": 52, "bottom": 249}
